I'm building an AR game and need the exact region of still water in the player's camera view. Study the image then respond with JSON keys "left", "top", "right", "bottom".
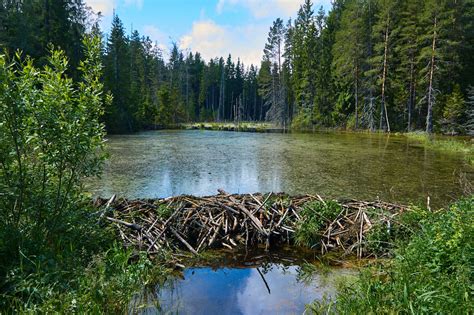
{"left": 131, "top": 263, "right": 354, "bottom": 315}
{"left": 89, "top": 130, "right": 472, "bottom": 207}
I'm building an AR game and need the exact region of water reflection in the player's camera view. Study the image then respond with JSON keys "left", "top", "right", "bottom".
{"left": 132, "top": 264, "right": 352, "bottom": 315}
{"left": 88, "top": 130, "right": 472, "bottom": 207}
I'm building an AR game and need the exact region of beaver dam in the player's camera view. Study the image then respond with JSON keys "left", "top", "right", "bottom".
{"left": 95, "top": 191, "right": 406, "bottom": 262}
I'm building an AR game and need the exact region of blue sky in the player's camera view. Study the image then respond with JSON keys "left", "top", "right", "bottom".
{"left": 85, "top": 0, "right": 333, "bottom": 65}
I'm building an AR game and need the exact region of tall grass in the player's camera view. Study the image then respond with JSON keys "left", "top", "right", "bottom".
{"left": 308, "top": 197, "right": 473, "bottom": 314}
{"left": 405, "top": 131, "right": 473, "bottom": 164}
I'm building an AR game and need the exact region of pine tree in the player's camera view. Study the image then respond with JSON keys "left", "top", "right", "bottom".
{"left": 314, "top": 6, "right": 333, "bottom": 124}
{"left": 442, "top": 84, "right": 465, "bottom": 134}
{"left": 464, "top": 85, "right": 474, "bottom": 136}
{"left": 292, "top": 0, "right": 317, "bottom": 114}
{"left": 263, "top": 18, "right": 287, "bottom": 126}
{"left": 366, "top": 0, "right": 399, "bottom": 132}
{"left": 393, "top": 0, "right": 422, "bottom": 131}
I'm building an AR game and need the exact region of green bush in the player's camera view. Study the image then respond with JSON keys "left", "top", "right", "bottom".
{"left": 365, "top": 205, "right": 429, "bottom": 257}
{"left": 291, "top": 110, "right": 313, "bottom": 130}
{"left": 0, "top": 34, "right": 108, "bottom": 244}
{"left": 295, "top": 201, "right": 342, "bottom": 248}
{"left": 311, "top": 197, "right": 473, "bottom": 314}
{"left": 2, "top": 244, "right": 169, "bottom": 313}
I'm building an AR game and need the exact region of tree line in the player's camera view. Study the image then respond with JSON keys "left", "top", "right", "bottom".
{"left": 1, "top": 0, "right": 473, "bottom": 134}
{"left": 263, "top": 0, "right": 474, "bottom": 134}
{"left": 102, "top": 15, "right": 263, "bottom": 132}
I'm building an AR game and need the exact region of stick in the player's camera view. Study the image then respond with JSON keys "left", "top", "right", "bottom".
{"left": 170, "top": 228, "right": 198, "bottom": 255}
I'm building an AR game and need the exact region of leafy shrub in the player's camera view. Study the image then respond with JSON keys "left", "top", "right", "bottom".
{"left": 291, "top": 109, "right": 313, "bottom": 130}
{"left": 0, "top": 35, "right": 108, "bottom": 244}
{"left": 295, "top": 201, "right": 342, "bottom": 248}
{"left": 2, "top": 244, "right": 170, "bottom": 313}
{"left": 365, "top": 205, "right": 429, "bottom": 256}
{"left": 312, "top": 197, "right": 473, "bottom": 314}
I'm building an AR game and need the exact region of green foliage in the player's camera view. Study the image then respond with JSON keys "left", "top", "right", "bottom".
{"left": 467, "top": 85, "right": 474, "bottom": 136}
{"left": 314, "top": 197, "right": 474, "bottom": 314}
{"left": 0, "top": 37, "right": 173, "bottom": 314}
{"left": 0, "top": 35, "right": 106, "bottom": 241}
{"left": 365, "top": 205, "right": 429, "bottom": 256}
{"left": 156, "top": 85, "right": 173, "bottom": 126}
{"left": 155, "top": 204, "right": 173, "bottom": 219}
{"left": 291, "top": 109, "right": 313, "bottom": 130}
{"left": 2, "top": 243, "right": 170, "bottom": 313}
{"left": 442, "top": 85, "right": 466, "bottom": 134}
{"left": 0, "top": 0, "right": 89, "bottom": 80}
{"left": 295, "top": 201, "right": 342, "bottom": 248}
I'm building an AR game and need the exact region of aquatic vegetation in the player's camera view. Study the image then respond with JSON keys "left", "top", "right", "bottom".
{"left": 405, "top": 131, "right": 473, "bottom": 164}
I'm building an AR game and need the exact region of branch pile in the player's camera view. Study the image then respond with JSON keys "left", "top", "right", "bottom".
{"left": 95, "top": 191, "right": 406, "bottom": 259}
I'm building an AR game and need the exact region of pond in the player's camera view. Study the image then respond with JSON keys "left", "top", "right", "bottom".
{"left": 88, "top": 130, "right": 472, "bottom": 207}
{"left": 129, "top": 250, "right": 355, "bottom": 315}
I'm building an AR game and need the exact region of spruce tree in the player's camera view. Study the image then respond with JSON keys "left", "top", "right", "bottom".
{"left": 103, "top": 14, "right": 132, "bottom": 132}
{"left": 332, "top": 0, "right": 367, "bottom": 129}
{"left": 418, "top": 0, "right": 460, "bottom": 133}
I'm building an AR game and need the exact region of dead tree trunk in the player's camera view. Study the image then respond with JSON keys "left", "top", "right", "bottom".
{"left": 380, "top": 20, "right": 391, "bottom": 132}
{"left": 426, "top": 16, "right": 437, "bottom": 134}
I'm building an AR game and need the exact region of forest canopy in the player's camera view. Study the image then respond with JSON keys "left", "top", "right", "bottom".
{"left": 1, "top": 0, "right": 473, "bottom": 134}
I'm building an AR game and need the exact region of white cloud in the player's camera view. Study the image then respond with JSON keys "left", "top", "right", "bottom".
{"left": 216, "top": 0, "right": 332, "bottom": 18}
{"left": 85, "top": 0, "right": 116, "bottom": 15}
{"left": 179, "top": 19, "right": 267, "bottom": 66}
{"left": 143, "top": 25, "right": 167, "bottom": 43}
{"left": 85, "top": 0, "right": 144, "bottom": 16}
{"left": 142, "top": 25, "right": 169, "bottom": 54}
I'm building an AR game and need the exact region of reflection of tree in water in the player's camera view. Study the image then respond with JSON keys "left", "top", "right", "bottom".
{"left": 134, "top": 249, "right": 340, "bottom": 313}
{"left": 295, "top": 262, "right": 331, "bottom": 286}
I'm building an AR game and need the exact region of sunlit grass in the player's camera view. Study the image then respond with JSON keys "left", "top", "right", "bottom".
{"left": 405, "top": 131, "right": 473, "bottom": 164}
{"left": 307, "top": 197, "right": 473, "bottom": 314}
{"left": 183, "top": 121, "right": 277, "bottom": 131}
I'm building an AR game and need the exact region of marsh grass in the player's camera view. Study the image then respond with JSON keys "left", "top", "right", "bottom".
{"left": 184, "top": 121, "right": 276, "bottom": 132}
{"left": 405, "top": 131, "right": 473, "bottom": 164}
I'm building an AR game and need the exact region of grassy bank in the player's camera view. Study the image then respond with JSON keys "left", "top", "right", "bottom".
{"left": 404, "top": 131, "right": 473, "bottom": 164}
{"left": 308, "top": 196, "right": 473, "bottom": 314}
{"left": 405, "top": 131, "right": 473, "bottom": 154}
{"left": 181, "top": 121, "right": 283, "bottom": 132}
